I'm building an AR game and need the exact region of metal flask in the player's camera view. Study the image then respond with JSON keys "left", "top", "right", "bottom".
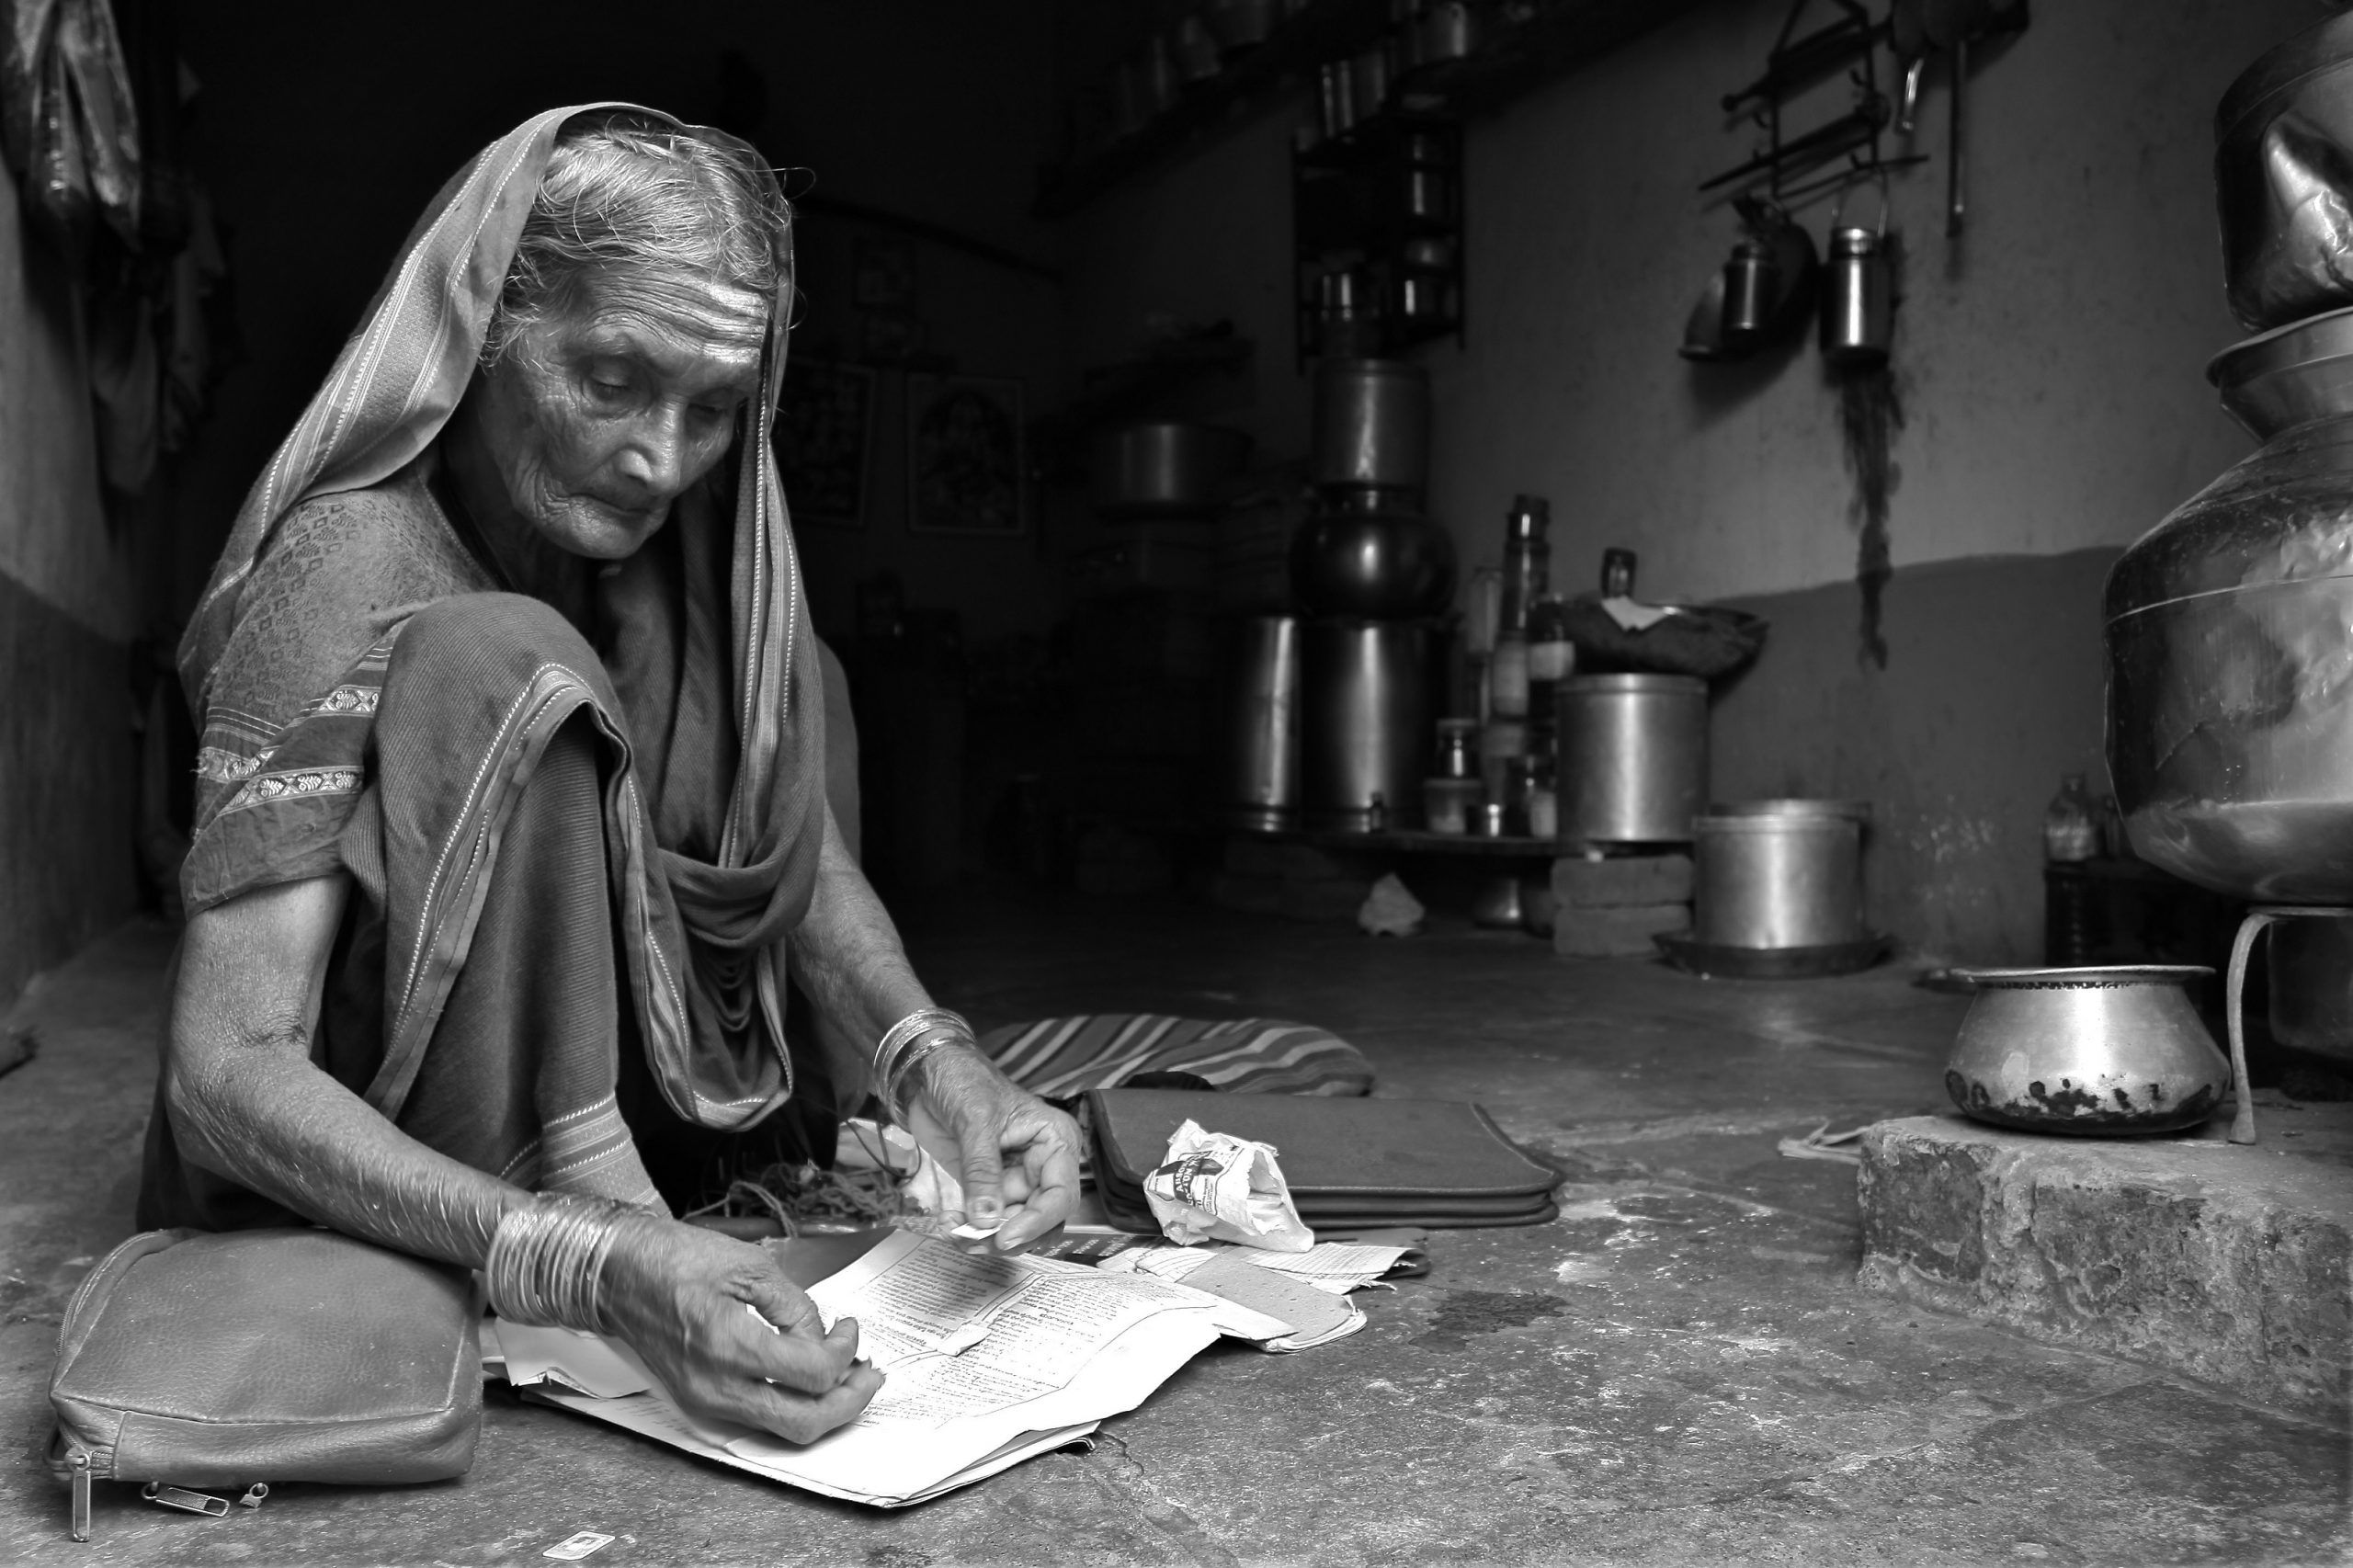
{"left": 2105, "top": 305, "right": 2353, "bottom": 903}
{"left": 1300, "top": 619, "right": 1430, "bottom": 834}
{"left": 1820, "top": 185, "right": 1893, "bottom": 367}
{"left": 1223, "top": 616, "right": 1301, "bottom": 833}
{"left": 1719, "top": 238, "right": 1779, "bottom": 351}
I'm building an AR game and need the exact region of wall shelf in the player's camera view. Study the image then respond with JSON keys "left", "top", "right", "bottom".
{"left": 1035, "top": 0, "right": 1721, "bottom": 222}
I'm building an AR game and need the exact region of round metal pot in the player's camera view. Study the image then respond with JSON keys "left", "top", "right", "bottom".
{"left": 2105, "top": 404, "right": 2353, "bottom": 902}
{"left": 1312, "top": 358, "right": 1429, "bottom": 494}
{"left": 1554, "top": 675, "right": 1707, "bottom": 844}
{"left": 1692, "top": 800, "right": 1869, "bottom": 949}
{"left": 2216, "top": 10, "right": 2353, "bottom": 333}
{"left": 1222, "top": 616, "right": 1300, "bottom": 833}
{"left": 1288, "top": 504, "right": 1456, "bottom": 619}
{"left": 1944, "top": 966, "right": 2231, "bottom": 1135}
{"left": 1093, "top": 422, "right": 1252, "bottom": 517}
{"left": 1299, "top": 619, "right": 1430, "bottom": 834}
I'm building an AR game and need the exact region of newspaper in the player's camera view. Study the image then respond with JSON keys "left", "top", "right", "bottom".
{"left": 494, "top": 1230, "right": 1286, "bottom": 1507}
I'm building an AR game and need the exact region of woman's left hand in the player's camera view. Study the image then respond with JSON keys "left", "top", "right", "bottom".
{"left": 900, "top": 1045, "right": 1082, "bottom": 1252}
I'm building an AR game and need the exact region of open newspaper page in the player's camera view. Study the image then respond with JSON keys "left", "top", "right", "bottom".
{"left": 500, "top": 1231, "right": 1283, "bottom": 1506}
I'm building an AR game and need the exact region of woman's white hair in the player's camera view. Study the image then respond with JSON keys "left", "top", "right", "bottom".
{"left": 482, "top": 109, "right": 789, "bottom": 367}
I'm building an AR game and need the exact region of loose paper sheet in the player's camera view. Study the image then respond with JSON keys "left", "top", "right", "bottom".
{"left": 499, "top": 1230, "right": 1283, "bottom": 1506}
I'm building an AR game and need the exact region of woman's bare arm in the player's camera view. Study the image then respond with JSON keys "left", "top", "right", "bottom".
{"left": 786, "top": 801, "right": 1083, "bottom": 1247}
{"left": 167, "top": 874, "right": 880, "bottom": 1441}
{"left": 168, "top": 875, "right": 521, "bottom": 1263}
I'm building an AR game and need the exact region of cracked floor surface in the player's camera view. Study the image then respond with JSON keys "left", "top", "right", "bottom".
{"left": 3, "top": 898, "right": 2347, "bottom": 1566}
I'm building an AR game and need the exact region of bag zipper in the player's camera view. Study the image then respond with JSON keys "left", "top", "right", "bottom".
{"left": 68, "top": 1449, "right": 90, "bottom": 1541}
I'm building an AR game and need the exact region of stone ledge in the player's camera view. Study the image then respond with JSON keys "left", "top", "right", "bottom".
{"left": 1859, "top": 1112, "right": 2352, "bottom": 1424}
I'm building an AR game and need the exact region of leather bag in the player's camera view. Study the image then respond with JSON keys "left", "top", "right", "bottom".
{"left": 49, "top": 1227, "right": 483, "bottom": 1494}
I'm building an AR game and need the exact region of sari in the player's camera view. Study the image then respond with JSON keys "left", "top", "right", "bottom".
{"left": 142, "top": 105, "right": 828, "bottom": 1225}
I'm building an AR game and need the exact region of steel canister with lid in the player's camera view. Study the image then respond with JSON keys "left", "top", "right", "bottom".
{"left": 1554, "top": 674, "right": 1708, "bottom": 843}
{"left": 1692, "top": 800, "right": 1870, "bottom": 949}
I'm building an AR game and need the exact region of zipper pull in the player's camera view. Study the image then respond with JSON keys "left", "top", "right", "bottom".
{"left": 68, "top": 1449, "right": 91, "bottom": 1542}
{"left": 141, "top": 1483, "right": 230, "bottom": 1517}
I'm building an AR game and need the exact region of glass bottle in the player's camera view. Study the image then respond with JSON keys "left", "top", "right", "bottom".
{"left": 1490, "top": 631, "right": 1529, "bottom": 718}
{"left": 1525, "top": 595, "right": 1575, "bottom": 718}
{"left": 1601, "top": 547, "right": 1638, "bottom": 599}
{"left": 1499, "top": 494, "right": 1551, "bottom": 634}
{"left": 2043, "top": 773, "right": 2100, "bottom": 863}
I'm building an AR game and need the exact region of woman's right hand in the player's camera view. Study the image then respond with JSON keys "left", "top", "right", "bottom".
{"left": 596, "top": 1213, "right": 883, "bottom": 1444}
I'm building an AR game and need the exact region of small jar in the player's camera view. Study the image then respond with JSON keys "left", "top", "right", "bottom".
{"left": 1425, "top": 778, "right": 1480, "bottom": 835}
{"left": 1527, "top": 787, "right": 1559, "bottom": 840}
{"left": 1435, "top": 717, "right": 1478, "bottom": 780}
{"left": 1476, "top": 801, "right": 1507, "bottom": 837}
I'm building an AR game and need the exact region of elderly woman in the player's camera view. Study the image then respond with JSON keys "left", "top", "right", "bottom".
{"left": 139, "top": 107, "right": 1079, "bottom": 1445}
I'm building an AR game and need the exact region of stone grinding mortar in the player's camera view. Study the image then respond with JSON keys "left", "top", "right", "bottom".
{"left": 1944, "top": 965, "right": 2242, "bottom": 1135}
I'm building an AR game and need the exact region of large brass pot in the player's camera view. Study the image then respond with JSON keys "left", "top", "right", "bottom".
{"left": 2104, "top": 309, "right": 2353, "bottom": 902}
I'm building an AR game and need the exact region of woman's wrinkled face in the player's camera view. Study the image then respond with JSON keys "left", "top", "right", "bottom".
{"left": 472, "top": 269, "right": 768, "bottom": 559}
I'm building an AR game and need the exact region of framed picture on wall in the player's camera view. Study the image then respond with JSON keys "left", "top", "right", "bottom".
{"left": 905, "top": 373, "right": 1026, "bottom": 537}
{"left": 774, "top": 359, "right": 876, "bottom": 529}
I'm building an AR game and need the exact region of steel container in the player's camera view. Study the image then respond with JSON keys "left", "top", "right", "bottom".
{"left": 1093, "top": 421, "right": 1252, "bottom": 517}
{"left": 1311, "top": 358, "right": 1429, "bottom": 494}
{"left": 1288, "top": 500, "right": 1456, "bottom": 619}
{"left": 1944, "top": 966, "right": 2231, "bottom": 1135}
{"left": 1222, "top": 616, "right": 1301, "bottom": 833}
{"left": 2216, "top": 10, "right": 2353, "bottom": 333}
{"left": 2105, "top": 378, "right": 2353, "bottom": 902}
{"left": 1554, "top": 674, "right": 1707, "bottom": 844}
{"left": 1299, "top": 619, "right": 1429, "bottom": 834}
{"left": 1692, "top": 800, "right": 1870, "bottom": 949}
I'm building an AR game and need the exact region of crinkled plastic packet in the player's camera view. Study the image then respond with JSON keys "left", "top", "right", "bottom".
{"left": 1142, "top": 1119, "right": 1315, "bottom": 1253}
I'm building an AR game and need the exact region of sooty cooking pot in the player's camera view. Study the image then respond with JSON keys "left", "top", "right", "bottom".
{"left": 1944, "top": 966, "right": 2232, "bottom": 1135}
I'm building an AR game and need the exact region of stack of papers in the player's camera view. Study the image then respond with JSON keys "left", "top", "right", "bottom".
{"left": 491, "top": 1230, "right": 1284, "bottom": 1507}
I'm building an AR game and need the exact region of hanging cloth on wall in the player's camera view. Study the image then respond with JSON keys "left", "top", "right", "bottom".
{"left": 0, "top": 0, "right": 142, "bottom": 255}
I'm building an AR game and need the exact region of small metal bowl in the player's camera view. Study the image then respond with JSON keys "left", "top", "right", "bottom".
{"left": 1944, "top": 965, "right": 2231, "bottom": 1135}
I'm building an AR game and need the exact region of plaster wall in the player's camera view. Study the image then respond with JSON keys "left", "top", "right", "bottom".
{"left": 1056, "top": 0, "right": 2320, "bottom": 957}
{"left": 0, "top": 160, "right": 141, "bottom": 1007}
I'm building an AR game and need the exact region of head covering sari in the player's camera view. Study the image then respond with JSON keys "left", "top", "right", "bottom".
{"left": 176, "top": 105, "right": 823, "bottom": 1133}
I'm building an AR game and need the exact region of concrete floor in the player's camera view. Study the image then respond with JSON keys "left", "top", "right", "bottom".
{"left": 3, "top": 898, "right": 2347, "bottom": 1566}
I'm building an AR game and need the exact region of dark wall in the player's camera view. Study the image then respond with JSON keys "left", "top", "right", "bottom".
{"left": 169, "top": 0, "right": 1067, "bottom": 642}
{"left": 1712, "top": 549, "right": 2120, "bottom": 961}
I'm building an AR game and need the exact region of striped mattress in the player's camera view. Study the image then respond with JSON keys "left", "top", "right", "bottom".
{"left": 976, "top": 1015, "right": 1373, "bottom": 1099}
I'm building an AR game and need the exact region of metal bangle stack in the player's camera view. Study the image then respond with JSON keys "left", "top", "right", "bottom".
{"left": 871, "top": 1007, "right": 974, "bottom": 1124}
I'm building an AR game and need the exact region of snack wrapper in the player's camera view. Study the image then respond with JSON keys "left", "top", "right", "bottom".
{"left": 1142, "top": 1119, "right": 1315, "bottom": 1253}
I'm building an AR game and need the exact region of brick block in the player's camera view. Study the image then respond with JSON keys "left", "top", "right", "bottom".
{"left": 1551, "top": 901, "right": 1690, "bottom": 958}
{"left": 1552, "top": 853, "right": 1695, "bottom": 908}
{"left": 1859, "top": 1114, "right": 2353, "bottom": 1423}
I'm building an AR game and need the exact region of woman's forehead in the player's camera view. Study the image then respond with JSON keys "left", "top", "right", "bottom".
{"left": 562, "top": 268, "right": 769, "bottom": 379}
